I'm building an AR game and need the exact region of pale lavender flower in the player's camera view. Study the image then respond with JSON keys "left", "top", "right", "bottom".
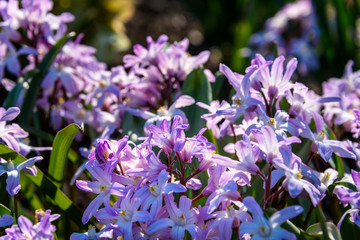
{"left": 216, "top": 63, "right": 263, "bottom": 119}
{"left": 95, "top": 188, "right": 152, "bottom": 240}
{"left": 334, "top": 170, "right": 360, "bottom": 229}
{"left": 146, "top": 195, "right": 201, "bottom": 240}
{"left": 143, "top": 169, "right": 186, "bottom": 217}
{"left": 76, "top": 159, "right": 127, "bottom": 224}
{"left": 210, "top": 201, "right": 251, "bottom": 240}
{"left": 0, "top": 107, "right": 28, "bottom": 153}
{"left": 272, "top": 158, "right": 325, "bottom": 206}
{"left": 126, "top": 95, "right": 194, "bottom": 133}
{"left": 0, "top": 156, "right": 42, "bottom": 196}
{"left": 0, "top": 209, "right": 60, "bottom": 240}
{"left": 239, "top": 196, "right": 303, "bottom": 240}
{"left": 70, "top": 225, "right": 113, "bottom": 240}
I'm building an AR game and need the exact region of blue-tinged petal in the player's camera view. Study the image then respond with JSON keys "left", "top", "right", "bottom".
{"left": 179, "top": 196, "right": 192, "bottom": 214}
{"left": 243, "top": 197, "right": 268, "bottom": 226}
{"left": 6, "top": 170, "right": 20, "bottom": 195}
{"left": 132, "top": 211, "right": 152, "bottom": 222}
{"left": 17, "top": 215, "right": 35, "bottom": 237}
{"left": 171, "top": 226, "right": 185, "bottom": 240}
{"left": 271, "top": 56, "right": 285, "bottom": 86}
{"left": 219, "top": 217, "right": 234, "bottom": 240}
{"left": 121, "top": 221, "right": 134, "bottom": 240}
{"left": 269, "top": 227, "right": 297, "bottom": 240}
{"left": 327, "top": 140, "right": 356, "bottom": 159}
{"left": 303, "top": 181, "right": 324, "bottom": 206}
{"left": 238, "top": 222, "right": 260, "bottom": 236}
{"left": 282, "top": 58, "right": 297, "bottom": 84}
{"left": 185, "top": 224, "right": 201, "bottom": 240}
{"left": 165, "top": 195, "right": 180, "bottom": 220}
{"left": 1, "top": 107, "right": 20, "bottom": 121}
{"left": 126, "top": 108, "right": 156, "bottom": 119}
{"left": 216, "top": 107, "right": 237, "bottom": 116}
{"left": 6, "top": 56, "right": 20, "bottom": 76}
{"left": 172, "top": 95, "right": 195, "bottom": 109}
{"left": 82, "top": 193, "right": 107, "bottom": 224}
{"left": 70, "top": 232, "right": 88, "bottom": 240}
{"left": 76, "top": 180, "right": 102, "bottom": 194}
{"left": 269, "top": 170, "right": 285, "bottom": 189}
{"left": 269, "top": 206, "right": 303, "bottom": 229}
{"left": 146, "top": 218, "right": 174, "bottom": 234}
{"left": 163, "top": 183, "right": 186, "bottom": 194}
{"left": 286, "top": 178, "right": 304, "bottom": 198}
{"left": 316, "top": 142, "right": 332, "bottom": 162}
{"left": 60, "top": 73, "right": 78, "bottom": 95}
{"left": 149, "top": 196, "right": 162, "bottom": 217}
{"left": 16, "top": 156, "right": 42, "bottom": 171}
{"left": 220, "top": 64, "right": 241, "bottom": 91}
{"left": 0, "top": 214, "right": 14, "bottom": 227}
{"left": 41, "top": 70, "right": 58, "bottom": 88}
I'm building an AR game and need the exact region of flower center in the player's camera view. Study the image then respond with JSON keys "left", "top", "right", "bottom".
{"left": 177, "top": 213, "right": 186, "bottom": 226}
{"left": 297, "top": 169, "right": 303, "bottom": 179}
{"left": 259, "top": 224, "right": 271, "bottom": 237}
{"left": 233, "top": 97, "right": 242, "bottom": 107}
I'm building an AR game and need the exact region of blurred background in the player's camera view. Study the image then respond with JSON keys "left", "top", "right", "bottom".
{"left": 52, "top": 0, "right": 360, "bottom": 91}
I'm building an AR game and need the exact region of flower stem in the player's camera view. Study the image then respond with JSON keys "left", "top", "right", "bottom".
{"left": 13, "top": 195, "right": 18, "bottom": 220}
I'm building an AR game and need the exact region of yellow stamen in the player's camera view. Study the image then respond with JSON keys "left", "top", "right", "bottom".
{"left": 99, "top": 80, "right": 106, "bottom": 88}
{"left": 325, "top": 172, "right": 331, "bottom": 179}
{"left": 58, "top": 97, "right": 65, "bottom": 104}
{"left": 178, "top": 213, "right": 185, "bottom": 220}
{"left": 149, "top": 185, "right": 156, "bottom": 192}
{"left": 120, "top": 210, "right": 127, "bottom": 217}
{"left": 100, "top": 185, "right": 106, "bottom": 191}
{"left": 163, "top": 130, "right": 168, "bottom": 135}
{"left": 297, "top": 169, "right": 303, "bottom": 179}
{"left": 210, "top": 150, "right": 216, "bottom": 154}
{"left": 234, "top": 97, "right": 242, "bottom": 107}
{"left": 78, "top": 109, "right": 86, "bottom": 118}
{"left": 103, "top": 151, "right": 109, "bottom": 160}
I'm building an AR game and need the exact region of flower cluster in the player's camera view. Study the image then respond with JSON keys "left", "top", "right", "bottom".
{"left": 248, "top": 0, "right": 320, "bottom": 74}
{"left": 0, "top": 209, "right": 59, "bottom": 240}
{"left": 73, "top": 114, "right": 303, "bottom": 239}
{"left": 0, "top": 0, "right": 213, "bottom": 140}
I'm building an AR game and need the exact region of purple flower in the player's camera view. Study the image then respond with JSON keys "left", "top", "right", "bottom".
{"left": 126, "top": 95, "right": 194, "bottom": 133}
{"left": 0, "top": 156, "right": 42, "bottom": 196}
{"left": 143, "top": 169, "right": 186, "bottom": 217}
{"left": 147, "top": 195, "right": 201, "bottom": 240}
{"left": 0, "top": 107, "right": 29, "bottom": 153}
{"left": 215, "top": 63, "right": 263, "bottom": 119}
{"left": 76, "top": 159, "right": 127, "bottom": 224}
{"left": 210, "top": 201, "right": 251, "bottom": 240}
{"left": 272, "top": 158, "right": 325, "bottom": 206}
{"left": 0, "top": 214, "right": 14, "bottom": 227}
{"left": 70, "top": 225, "right": 113, "bottom": 240}
{"left": 0, "top": 209, "right": 60, "bottom": 240}
{"left": 94, "top": 187, "right": 152, "bottom": 240}
{"left": 239, "top": 196, "right": 303, "bottom": 240}
{"left": 146, "top": 116, "right": 188, "bottom": 155}
{"left": 334, "top": 170, "right": 360, "bottom": 229}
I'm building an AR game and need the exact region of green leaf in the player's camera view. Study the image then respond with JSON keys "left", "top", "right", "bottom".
{"left": 307, "top": 222, "right": 342, "bottom": 240}
{"left": 18, "top": 32, "right": 75, "bottom": 124}
{"left": 0, "top": 203, "right": 11, "bottom": 215}
{"left": 48, "top": 123, "right": 83, "bottom": 188}
{"left": 0, "top": 144, "right": 85, "bottom": 227}
{"left": 122, "top": 112, "right": 146, "bottom": 143}
{"left": 182, "top": 69, "right": 212, "bottom": 136}
{"left": 316, "top": 206, "right": 331, "bottom": 240}
{"left": 5, "top": 82, "right": 25, "bottom": 109}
